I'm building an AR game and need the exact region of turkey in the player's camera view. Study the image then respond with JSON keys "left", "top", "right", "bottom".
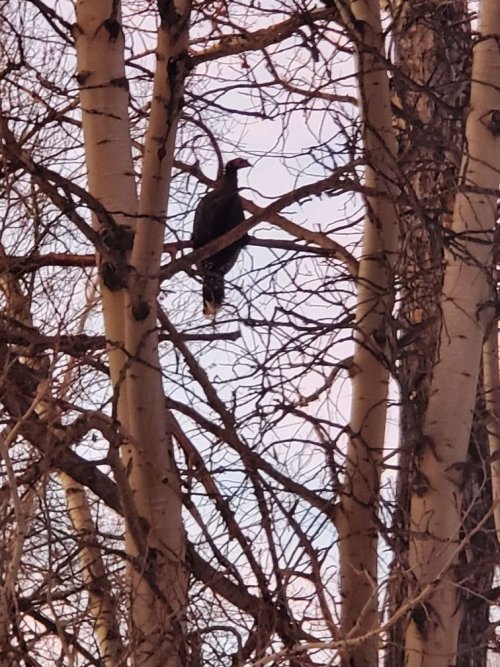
{"left": 192, "top": 157, "right": 250, "bottom": 316}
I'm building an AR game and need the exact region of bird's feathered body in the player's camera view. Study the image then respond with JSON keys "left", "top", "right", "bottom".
{"left": 192, "top": 158, "right": 250, "bottom": 316}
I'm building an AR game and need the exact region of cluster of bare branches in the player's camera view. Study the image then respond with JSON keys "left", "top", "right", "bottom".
{"left": 0, "top": 1, "right": 499, "bottom": 666}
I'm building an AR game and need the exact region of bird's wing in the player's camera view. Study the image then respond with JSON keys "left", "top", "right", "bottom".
{"left": 226, "top": 195, "right": 245, "bottom": 230}
{"left": 192, "top": 184, "right": 246, "bottom": 254}
{"left": 192, "top": 188, "right": 219, "bottom": 249}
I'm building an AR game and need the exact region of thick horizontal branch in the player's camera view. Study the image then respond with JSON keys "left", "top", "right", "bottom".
{"left": 242, "top": 198, "right": 359, "bottom": 275}
{"left": 0, "top": 236, "right": 340, "bottom": 276}
{"left": 190, "top": 6, "right": 340, "bottom": 67}
{"left": 0, "top": 253, "right": 96, "bottom": 273}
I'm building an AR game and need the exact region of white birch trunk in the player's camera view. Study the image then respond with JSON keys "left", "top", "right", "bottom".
{"left": 122, "top": 3, "right": 190, "bottom": 666}
{"left": 60, "top": 473, "right": 125, "bottom": 666}
{"left": 334, "top": 1, "right": 398, "bottom": 665}
{"left": 405, "top": 1, "right": 500, "bottom": 663}
{"left": 75, "top": 0, "right": 138, "bottom": 407}
{"left": 75, "top": 2, "right": 190, "bottom": 665}
{"left": 385, "top": 4, "right": 470, "bottom": 664}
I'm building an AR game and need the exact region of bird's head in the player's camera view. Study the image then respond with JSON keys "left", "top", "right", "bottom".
{"left": 225, "top": 157, "right": 251, "bottom": 172}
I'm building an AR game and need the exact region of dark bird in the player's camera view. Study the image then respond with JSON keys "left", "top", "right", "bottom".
{"left": 192, "top": 157, "right": 250, "bottom": 317}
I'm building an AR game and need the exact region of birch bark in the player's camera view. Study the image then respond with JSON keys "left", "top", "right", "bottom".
{"left": 122, "top": 3, "right": 191, "bottom": 665}
{"left": 75, "top": 2, "right": 191, "bottom": 664}
{"left": 405, "top": 1, "right": 500, "bottom": 663}
{"left": 334, "top": 2, "right": 398, "bottom": 665}
{"left": 385, "top": 3, "right": 471, "bottom": 664}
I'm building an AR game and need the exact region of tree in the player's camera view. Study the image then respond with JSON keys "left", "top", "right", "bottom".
{"left": 386, "top": 1, "right": 472, "bottom": 664}
{"left": 404, "top": 1, "right": 500, "bottom": 663}
{"left": 0, "top": 1, "right": 499, "bottom": 666}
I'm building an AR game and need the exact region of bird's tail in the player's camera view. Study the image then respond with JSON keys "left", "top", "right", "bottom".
{"left": 203, "top": 273, "right": 224, "bottom": 317}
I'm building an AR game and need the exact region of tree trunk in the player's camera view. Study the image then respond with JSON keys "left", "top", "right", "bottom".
{"left": 455, "top": 382, "right": 496, "bottom": 667}
{"left": 334, "top": 2, "right": 398, "bottom": 665}
{"left": 75, "top": 0, "right": 137, "bottom": 415}
{"left": 385, "top": 2, "right": 471, "bottom": 664}
{"left": 404, "top": 1, "right": 500, "bottom": 663}
{"left": 483, "top": 327, "right": 500, "bottom": 541}
{"left": 122, "top": 3, "right": 190, "bottom": 666}
{"left": 75, "top": 1, "right": 191, "bottom": 664}
{"left": 60, "top": 473, "right": 125, "bottom": 666}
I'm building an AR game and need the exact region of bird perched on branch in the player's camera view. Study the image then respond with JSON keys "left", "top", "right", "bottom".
{"left": 192, "top": 157, "right": 251, "bottom": 317}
